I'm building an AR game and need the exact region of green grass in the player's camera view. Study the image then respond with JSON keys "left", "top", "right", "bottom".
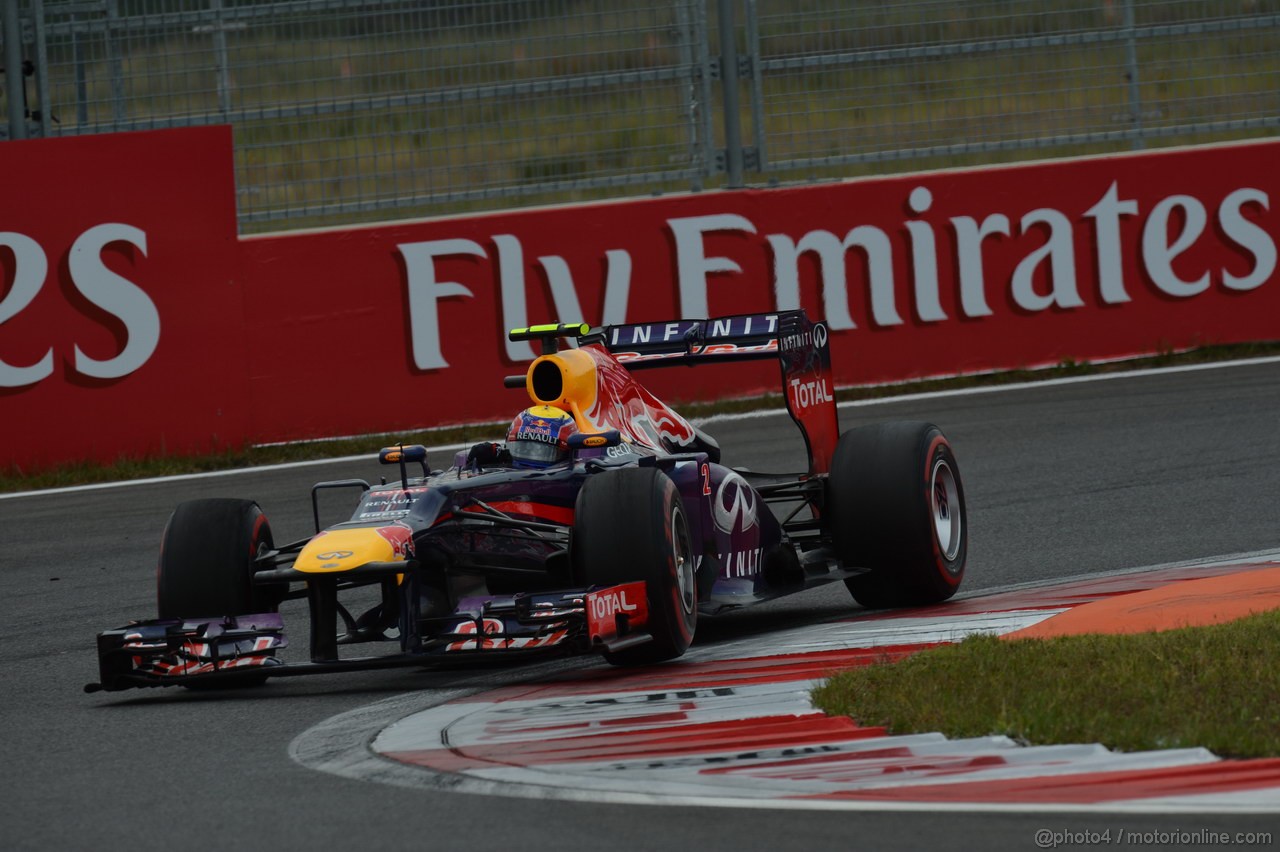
{"left": 0, "top": 421, "right": 510, "bottom": 493}
{"left": 41, "top": 1, "right": 1280, "bottom": 230}
{"left": 811, "top": 608, "right": 1280, "bottom": 759}
{"left": 4, "top": 340, "right": 1278, "bottom": 494}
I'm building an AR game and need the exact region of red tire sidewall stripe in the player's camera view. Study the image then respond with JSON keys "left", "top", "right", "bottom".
{"left": 925, "top": 434, "right": 964, "bottom": 588}
{"left": 663, "top": 483, "right": 695, "bottom": 645}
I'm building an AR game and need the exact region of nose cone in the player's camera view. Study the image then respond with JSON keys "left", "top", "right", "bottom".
{"left": 294, "top": 525, "right": 412, "bottom": 573}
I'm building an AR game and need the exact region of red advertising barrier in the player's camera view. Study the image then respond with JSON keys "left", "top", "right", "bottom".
{"left": 4, "top": 126, "right": 1278, "bottom": 469}
{"left": 2, "top": 127, "right": 247, "bottom": 470}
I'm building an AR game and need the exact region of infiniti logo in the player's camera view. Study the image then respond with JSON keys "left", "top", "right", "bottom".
{"left": 712, "top": 472, "right": 758, "bottom": 534}
{"left": 813, "top": 323, "right": 828, "bottom": 349}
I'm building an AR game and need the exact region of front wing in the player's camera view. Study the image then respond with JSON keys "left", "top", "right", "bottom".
{"left": 85, "top": 581, "right": 650, "bottom": 693}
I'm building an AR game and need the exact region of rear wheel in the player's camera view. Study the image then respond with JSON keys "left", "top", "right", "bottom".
{"left": 826, "top": 421, "right": 966, "bottom": 608}
{"left": 573, "top": 467, "right": 696, "bottom": 665}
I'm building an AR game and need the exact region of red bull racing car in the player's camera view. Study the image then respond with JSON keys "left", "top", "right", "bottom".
{"left": 87, "top": 310, "right": 967, "bottom": 692}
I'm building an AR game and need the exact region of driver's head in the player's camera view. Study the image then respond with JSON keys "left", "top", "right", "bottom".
{"left": 506, "top": 405, "right": 578, "bottom": 468}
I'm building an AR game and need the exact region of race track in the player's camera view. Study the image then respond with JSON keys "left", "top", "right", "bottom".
{"left": 4, "top": 360, "right": 1280, "bottom": 851}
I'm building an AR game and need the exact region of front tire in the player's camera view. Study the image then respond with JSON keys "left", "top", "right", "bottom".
{"left": 156, "top": 498, "right": 282, "bottom": 689}
{"left": 573, "top": 467, "right": 697, "bottom": 665}
{"left": 157, "top": 498, "right": 281, "bottom": 618}
{"left": 826, "top": 421, "right": 966, "bottom": 608}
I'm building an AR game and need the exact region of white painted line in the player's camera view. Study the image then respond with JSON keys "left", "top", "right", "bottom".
{"left": 956, "top": 547, "right": 1280, "bottom": 602}
{"left": 6, "top": 354, "right": 1278, "bottom": 501}
{"left": 681, "top": 609, "right": 1063, "bottom": 662}
{"left": 0, "top": 441, "right": 470, "bottom": 501}
{"left": 698, "top": 354, "right": 1280, "bottom": 425}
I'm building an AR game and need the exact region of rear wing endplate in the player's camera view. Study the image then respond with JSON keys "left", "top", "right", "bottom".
{"left": 588, "top": 311, "right": 839, "bottom": 475}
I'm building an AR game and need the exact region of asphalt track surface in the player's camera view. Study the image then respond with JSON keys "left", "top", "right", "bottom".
{"left": 4, "top": 361, "right": 1280, "bottom": 851}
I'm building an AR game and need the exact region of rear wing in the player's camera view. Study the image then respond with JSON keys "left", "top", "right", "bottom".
{"left": 588, "top": 311, "right": 839, "bottom": 475}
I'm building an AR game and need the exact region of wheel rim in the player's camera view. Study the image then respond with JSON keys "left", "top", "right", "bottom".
{"left": 930, "top": 458, "right": 962, "bottom": 563}
{"left": 671, "top": 505, "right": 695, "bottom": 615}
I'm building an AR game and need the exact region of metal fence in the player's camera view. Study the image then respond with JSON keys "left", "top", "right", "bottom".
{"left": 4, "top": 0, "right": 1278, "bottom": 231}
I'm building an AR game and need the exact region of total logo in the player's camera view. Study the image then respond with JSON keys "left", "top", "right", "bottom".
{"left": 789, "top": 376, "right": 833, "bottom": 412}
{"left": 590, "top": 587, "right": 639, "bottom": 621}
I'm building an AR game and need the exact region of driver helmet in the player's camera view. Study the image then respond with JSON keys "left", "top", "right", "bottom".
{"left": 506, "top": 405, "right": 578, "bottom": 468}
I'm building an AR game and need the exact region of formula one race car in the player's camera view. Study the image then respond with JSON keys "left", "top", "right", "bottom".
{"left": 87, "top": 310, "right": 966, "bottom": 692}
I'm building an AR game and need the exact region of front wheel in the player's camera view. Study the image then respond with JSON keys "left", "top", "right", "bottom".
{"left": 156, "top": 498, "right": 283, "bottom": 689}
{"left": 157, "top": 498, "right": 281, "bottom": 618}
{"left": 573, "top": 467, "right": 697, "bottom": 665}
{"left": 826, "top": 421, "right": 967, "bottom": 608}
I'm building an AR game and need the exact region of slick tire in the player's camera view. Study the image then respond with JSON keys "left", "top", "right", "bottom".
{"left": 158, "top": 498, "right": 281, "bottom": 618}
{"left": 157, "top": 499, "right": 283, "bottom": 689}
{"left": 827, "top": 421, "right": 966, "bottom": 609}
{"left": 573, "top": 467, "right": 697, "bottom": 666}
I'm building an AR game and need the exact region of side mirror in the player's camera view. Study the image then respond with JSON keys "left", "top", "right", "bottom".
{"left": 378, "top": 444, "right": 428, "bottom": 487}
{"left": 567, "top": 430, "right": 622, "bottom": 450}
{"left": 379, "top": 444, "right": 427, "bottom": 465}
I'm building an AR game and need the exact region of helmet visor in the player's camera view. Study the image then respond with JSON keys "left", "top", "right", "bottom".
{"left": 509, "top": 439, "right": 566, "bottom": 468}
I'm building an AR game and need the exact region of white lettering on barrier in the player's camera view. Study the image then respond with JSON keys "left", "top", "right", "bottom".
{"left": 769, "top": 226, "right": 899, "bottom": 330}
{"left": 397, "top": 238, "right": 481, "bottom": 371}
{"left": 669, "top": 213, "right": 757, "bottom": 320}
{"left": 70, "top": 224, "right": 160, "bottom": 380}
{"left": 1012, "top": 206, "right": 1084, "bottom": 312}
{"left": 393, "top": 180, "right": 1275, "bottom": 366}
{"left": 1144, "top": 194, "right": 1211, "bottom": 297}
{"left": 0, "top": 231, "right": 52, "bottom": 387}
{"left": 1219, "top": 188, "right": 1276, "bottom": 290}
{"left": 0, "top": 224, "right": 159, "bottom": 388}
{"left": 950, "top": 211, "right": 1009, "bottom": 317}
{"left": 906, "top": 186, "right": 947, "bottom": 322}
{"left": 398, "top": 234, "right": 633, "bottom": 366}
{"left": 768, "top": 182, "right": 1272, "bottom": 327}
{"left": 1083, "top": 181, "right": 1139, "bottom": 304}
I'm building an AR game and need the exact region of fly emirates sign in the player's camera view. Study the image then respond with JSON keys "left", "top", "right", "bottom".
{"left": 386, "top": 142, "right": 1276, "bottom": 384}
{"left": 9, "top": 129, "right": 1278, "bottom": 466}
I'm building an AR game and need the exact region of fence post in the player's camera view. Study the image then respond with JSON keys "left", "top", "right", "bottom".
{"left": 716, "top": 0, "right": 743, "bottom": 188}
{"left": 676, "top": 0, "right": 702, "bottom": 191}
{"left": 105, "top": 0, "right": 125, "bottom": 129}
{"left": 71, "top": 11, "right": 87, "bottom": 125}
{"left": 210, "top": 0, "right": 232, "bottom": 119}
{"left": 743, "top": 0, "right": 764, "bottom": 172}
{"left": 1122, "top": 0, "right": 1144, "bottom": 150}
{"left": 31, "top": 0, "right": 47, "bottom": 136}
{"left": 3, "top": 0, "right": 26, "bottom": 139}
{"left": 695, "top": 0, "right": 715, "bottom": 185}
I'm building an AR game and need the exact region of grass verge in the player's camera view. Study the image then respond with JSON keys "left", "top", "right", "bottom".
{"left": 5, "top": 341, "right": 1279, "bottom": 494}
{"left": 811, "top": 608, "right": 1280, "bottom": 759}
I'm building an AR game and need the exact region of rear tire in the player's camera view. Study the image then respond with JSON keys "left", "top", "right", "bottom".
{"left": 826, "top": 422, "right": 966, "bottom": 608}
{"left": 573, "top": 468, "right": 697, "bottom": 665}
